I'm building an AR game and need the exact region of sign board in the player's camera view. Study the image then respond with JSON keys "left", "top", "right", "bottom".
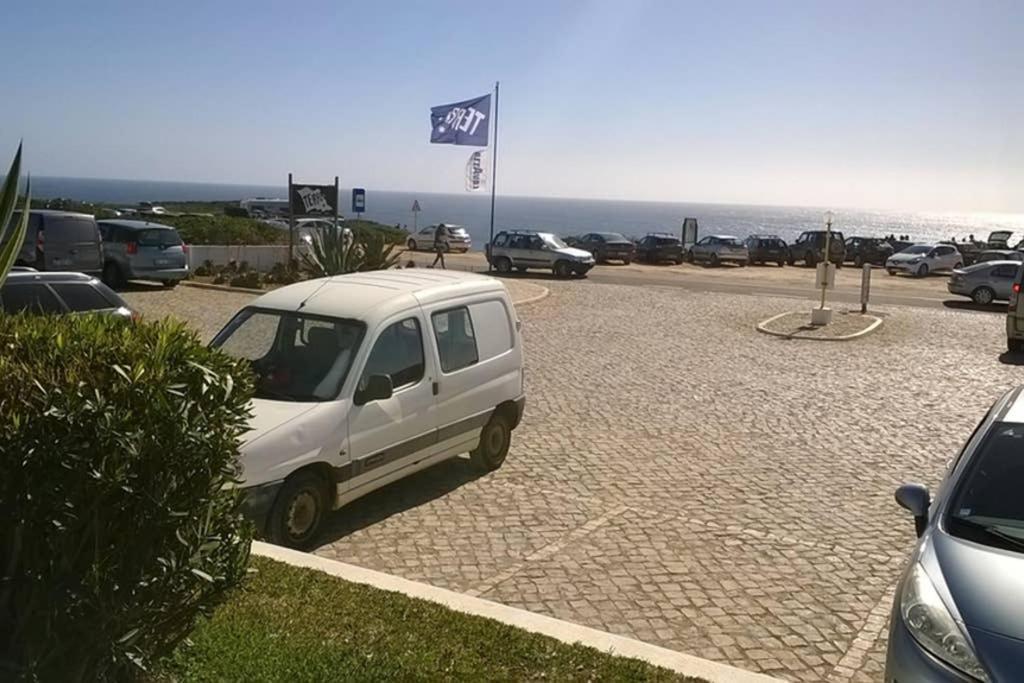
{"left": 351, "top": 188, "right": 366, "bottom": 214}
{"left": 289, "top": 183, "right": 337, "bottom": 217}
{"left": 815, "top": 263, "right": 836, "bottom": 290}
{"left": 411, "top": 199, "right": 421, "bottom": 212}
{"left": 682, "top": 217, "right": 698, "bottom": 246}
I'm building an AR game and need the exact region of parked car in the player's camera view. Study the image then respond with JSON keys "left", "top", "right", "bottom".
{"left": 486, "top": 230, "right": 594, "bottom": 277}
{"left": 567, "top": 232, "right": 635, "bottom": 264}
{"left": 97, "top": 219, "right": 189, "bottom": 288}
{"left": 947, "top": 261, "right": 1021, "bottom": 305}
{"left": 886, "top": 243, "right": 963, "bottom": 277}
{"left": 744, "top": 235, "right": 788, "bottom": 266}
{"left": 6, "top": 210, "right": 104, "bottom": 275}
{"left": 687, "top": 235, "right": 748, "bottom": 267}
{"left": 1007, "top": 265, "right": 1024, "bottom": 353}
{"left": 844, "top": 236, "right": 894, "bottom": 267}
{"left": 0, "top": 271, "right": 134, "bottom": 319}
{"left": 786, "top": 230, "right": 845, "bottom": 266}
{"left": 886, "top": 387, "right": 1024, "bottom": 681}
{"left": 976, "top": 249, "right": 1024, "bottom": 264}
{"left": 211, "top": 270, "right": 526, "bottom": 548}
{"left": 635, "top": 234, "right": 684, "bottom": 265}
{"left": 406, "top": 224, "right": 471, "bottom": 253}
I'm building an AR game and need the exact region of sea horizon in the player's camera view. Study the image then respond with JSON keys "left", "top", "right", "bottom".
{"left": 28, "top": 175, "right": 1024, "bottom": 249}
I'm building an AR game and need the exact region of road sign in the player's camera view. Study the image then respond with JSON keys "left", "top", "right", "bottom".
{"left": 351, "top": 188, "right": 366, "bottom": 214}
{"left": 412, "top": 199, "right": 421, "bottom": 212}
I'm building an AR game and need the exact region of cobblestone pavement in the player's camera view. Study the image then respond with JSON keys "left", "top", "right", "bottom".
{"left": 134, "top": 279, "right": 1024, "bottom": 681}
{"left": 313, "top": 282, "right": 1024, "bottom": 682}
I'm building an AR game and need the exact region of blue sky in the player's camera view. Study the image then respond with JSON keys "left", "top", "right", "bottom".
{"left": 1, "top": 0, "right": 1022, "bottom": 211}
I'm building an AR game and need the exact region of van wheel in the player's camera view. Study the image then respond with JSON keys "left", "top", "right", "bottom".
{"left": 553, "top": 260, "right": 572, "bottom": 278}
{"left": 777, "top": 259, "right": 785, "bottom": 267}
{"left": 407, "top": 239, "right": 418, "bottom": 251}
{"left": 916, "top": 263, "right": 929, "bottom": 278}
{"left": 1009, "top": 339, "right": 1024, "bottom": 354}
{"left": 471, "top": 413, "right": 511, "bottom": 472}
{"left": 971, "top": 287, "right": 995, "bottom": 305}
{"left": 267, "top": 471, "right": 329, "bottom": 550}
{"left": 495, "top": 257, "right": 513, "bottom": 274}
{"left": 102, "top": 262, "right": 124, "bottom": 289}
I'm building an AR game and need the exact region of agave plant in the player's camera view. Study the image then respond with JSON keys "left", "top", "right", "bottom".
{"left": 302, "top": 224, "right": 400, "bottom": 277}
{"left": 0, "top": 143, "right": 31, "bottom": 285}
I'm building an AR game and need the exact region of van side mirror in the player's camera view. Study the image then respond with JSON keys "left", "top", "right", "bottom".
{"left": 355, "top": 374, "right": 393, "bottom": 406}
{"left": 895, "top": 483, "right": 931, "bottom": 537}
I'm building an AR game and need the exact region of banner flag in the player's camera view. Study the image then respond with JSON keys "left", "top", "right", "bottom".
{"left": 430, "top": 94, "right": 491, "bottom": 146}
{"left": 465, "top": 150, "right": 487, "bottom": 191}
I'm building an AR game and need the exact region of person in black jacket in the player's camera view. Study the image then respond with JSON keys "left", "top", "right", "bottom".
{"left": 431, "top": 224, "right": 447, "bottom": 269}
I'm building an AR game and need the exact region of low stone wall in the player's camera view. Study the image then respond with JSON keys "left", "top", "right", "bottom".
{"left": 187, "top": 244, "right": 306, "bottom": 273}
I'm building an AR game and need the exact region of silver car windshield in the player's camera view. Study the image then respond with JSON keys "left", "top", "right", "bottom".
{"left": 947, "top": 422, "right": 1024, "bottom": 553}
{"left": 541, "top": 233, "right": 569, "bottom": 249}
{"left": 211, "top": 308, "right": 365, "bottom": 402}
{"left": 902, "top": 245, "right": 932, "bottom": 255}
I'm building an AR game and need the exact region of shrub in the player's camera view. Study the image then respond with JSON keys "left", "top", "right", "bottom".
{"left": 152, "top": 215, "right": 287, "bottom": 246}
{"left": 0, "top": 314, "right": 254, "bottom": 680}
{"left": 263, "top": 261, "right": 301, "bottom": 285}
{"left": 229, "top": 271, "right": 262, "bottom": 289}
{"left": 302, "top": 226, "right": 401, "bottom": 277}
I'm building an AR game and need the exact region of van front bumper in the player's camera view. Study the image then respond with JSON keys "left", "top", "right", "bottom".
{"left": 239, "top": 479, "right": 284, "bottom": 534}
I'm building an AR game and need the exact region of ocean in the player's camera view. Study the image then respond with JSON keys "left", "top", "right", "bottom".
{"left": 33, "top": 176, "right": 1024, "bottom": 250}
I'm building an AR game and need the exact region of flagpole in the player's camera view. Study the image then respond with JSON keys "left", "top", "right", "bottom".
{"left": 488, "top": 81, "right": 499, "bottom": 272}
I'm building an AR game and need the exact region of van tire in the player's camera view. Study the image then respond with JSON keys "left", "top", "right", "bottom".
{"left": 471, "top": 413, "right": 512, "bottom": 472}
{"left": 495, "top": 257, "right": 513, "bottom": 274}
{"left": 407, "top": 238, "right": 418, "bottom": 251}
{"left": 553, "top": 260, "right": 572, "bottom": 278}
{"left": 267, "top": 470, "right": 329, "bottom": 550}
{"left": 102, "top": 262, "right": 124, "bottom": 289}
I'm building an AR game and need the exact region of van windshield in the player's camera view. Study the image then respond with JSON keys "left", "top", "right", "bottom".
{"left": 211, "top": 308, "right": 365, "bottom": 402}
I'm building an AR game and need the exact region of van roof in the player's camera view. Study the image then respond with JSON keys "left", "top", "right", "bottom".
{"left": 250, "top": 270, "right": 508, "bottom": 322}
{"left": 97, "top": 219, "right": 177, "bottom": 230}
{"left": 27, "top": 209, "right": 95, "bottom": 219}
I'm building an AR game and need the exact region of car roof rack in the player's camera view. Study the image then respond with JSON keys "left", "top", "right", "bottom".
{"left": 501, "top": 229, "right": 541, "bottom": 235}
{"left": 646, "top": 231, "right": 678, "bottom": 237}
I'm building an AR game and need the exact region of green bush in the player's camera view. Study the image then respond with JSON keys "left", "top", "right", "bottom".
{"left": 0, "top": 314, "right": 254, "bottom": 680}
{"left": 229, "top": 271, "right": 262, "bottom": 289}
{"left": 153, "top": 215, "right": 287, "bottom": 246}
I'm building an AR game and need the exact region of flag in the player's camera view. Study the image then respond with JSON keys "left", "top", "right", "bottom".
{"left": 430, "top": 94, "right": 491, "bottom": 146}
{"left": 465, "top": 150, "right": 487, "bottom": 192}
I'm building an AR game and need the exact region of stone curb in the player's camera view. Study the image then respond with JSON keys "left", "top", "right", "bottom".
{"left": 756, "top": 311, "right": 883, "bottom": 341}
{"left": 252, "top": 542, "right": 783, "bottom": 683}
{"left": 510, "top": 284, "right": 550, "bottom": 308}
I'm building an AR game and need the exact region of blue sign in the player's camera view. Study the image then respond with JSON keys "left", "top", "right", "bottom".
{"left": 351, "top": 188, "right": 365, "bottom": 214}
{"left": 430, "top": 94, "right": 490, "bottom": 146}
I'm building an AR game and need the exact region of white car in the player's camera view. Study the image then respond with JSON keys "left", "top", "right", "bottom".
{"left": 211, "top": 270, "right": 526, "bottom": 548}
{"left": 886, "top": 243, "right": 963, "bottom": 277}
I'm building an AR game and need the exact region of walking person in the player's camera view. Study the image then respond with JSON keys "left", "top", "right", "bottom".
{"left": 431, "top": 223, "right": 447, "bottom": 269}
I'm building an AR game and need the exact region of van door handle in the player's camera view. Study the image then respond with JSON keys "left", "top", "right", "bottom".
{"left": 432, "top": 381, "right": 439, "bottom": 396}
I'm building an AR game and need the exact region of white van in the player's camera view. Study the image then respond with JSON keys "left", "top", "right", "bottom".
{"left": 210, "top": 270, "right": 526, "bottom": 548}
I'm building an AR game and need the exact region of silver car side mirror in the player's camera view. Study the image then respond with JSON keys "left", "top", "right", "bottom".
{"left": 895, "top": 483, "right": 931, "bottom": 537}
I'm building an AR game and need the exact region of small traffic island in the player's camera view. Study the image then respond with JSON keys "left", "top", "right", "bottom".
{"left": 756, "top": 309, "right": 882, "bottom": 341}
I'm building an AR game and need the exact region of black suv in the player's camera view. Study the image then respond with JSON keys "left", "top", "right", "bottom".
{"left": 787, "top": 230, "right": 845, "bottom": 266}
{"left": 635, "top": 234, "right": 684, "bottom": 264}
{"left": 744, "top": 235, "right": 789, "bottom": 266}
{"left": 843, "top": 236, "right": 893, "bottom": 267}
{"left": 0, "top": 271, "right": 134, "bottom": 318}
{"left": 567, "top": 232, "right": 635, "bottom": 264}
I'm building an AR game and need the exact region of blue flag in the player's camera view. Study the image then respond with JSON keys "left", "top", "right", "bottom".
{"left": 430, "top": 94, "right": 490, "bottom": 146}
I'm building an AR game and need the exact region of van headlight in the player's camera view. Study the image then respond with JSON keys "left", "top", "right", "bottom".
{"left": 901, "top": 563, "right": 988, "bottom": 681}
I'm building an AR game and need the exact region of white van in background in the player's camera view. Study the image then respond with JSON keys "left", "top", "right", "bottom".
{"left": 211, "top": 270, "right": 526, "bottom": 548}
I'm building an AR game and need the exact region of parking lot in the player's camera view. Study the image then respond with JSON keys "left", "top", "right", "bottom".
{"left": 133, "top": 279, "right": 1024, "bottom": 681}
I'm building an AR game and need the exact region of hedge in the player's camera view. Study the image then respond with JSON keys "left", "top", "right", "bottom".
{"left": 0, "top": 314, "right": 254, "bottom": 680}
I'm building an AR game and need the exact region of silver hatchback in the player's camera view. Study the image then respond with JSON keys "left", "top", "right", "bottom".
{"left": 947, "top": 260, "right": 1021, "bottom": 305}
{"left": 887, "top": 387, "right": 1024, "bottom": 682}
{"left": 98, "top": 219, "right": 189, "bottom": 288}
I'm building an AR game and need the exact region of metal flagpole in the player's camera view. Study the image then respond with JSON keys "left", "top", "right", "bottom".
{"left": 488, "top": 81, "right": 499, "bottom": 272}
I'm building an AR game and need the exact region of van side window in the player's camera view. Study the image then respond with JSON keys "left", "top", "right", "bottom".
{"left": 362, "top": 318, "right": 425, "bottom": 389}
{"left": 432, "top": 307, "right": 478, "bottom": 373}
{"left": 493, "top": 233, "right": 509, "bottom": 247}
{"left": 469, "top": 300, "right": 513, "bottom": 361}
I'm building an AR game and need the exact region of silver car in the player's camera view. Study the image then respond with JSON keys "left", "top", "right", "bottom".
{"left": 976, "top": 249, "right": 1024, "bottom": 264}
{"left": 887, "top": 243, "right": 963, "bottom": 277}
{"left": 97, "top": 219, "right": 189, "bottom": 288}
{"left": 687, "top": 234, "right": 749, "bottom": 266}
{"left": 948, "top": 261, "right": 1021, "bottom": 305}
{"left": 487, "top": 229, "right": 594, "bottom": 277}
{"left": 887, "top": 387, "right": 1024, "bottom": 681}
{"left": 406, "top": 224, "right": 471, "bottom": 252}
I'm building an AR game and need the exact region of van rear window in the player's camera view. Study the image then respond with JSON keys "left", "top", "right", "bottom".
{"left": 469, "top": 300, "right": 513, "bottom": 361}
{"left": 51, "top": 217, "right": 99, "bottom": 241}
{"left": 137, "top": 229, "right": 183, "bottom": 247}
